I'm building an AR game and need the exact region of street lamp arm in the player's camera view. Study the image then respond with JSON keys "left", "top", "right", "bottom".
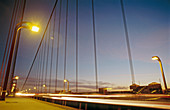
{"left": 15, "top": 21, "right": 33, "bottom": 28}
{"left": 15, "top": 21, "right": 39, "bottom": 32}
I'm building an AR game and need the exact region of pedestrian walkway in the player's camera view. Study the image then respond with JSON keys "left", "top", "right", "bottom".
{"left": 0, "top": 97, "right": 77, "bottom": 110}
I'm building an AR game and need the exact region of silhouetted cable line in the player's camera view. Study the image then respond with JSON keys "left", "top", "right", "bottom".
{"left": 37, "top": 52, "right": 41, "bottom": 93}
{"left": 21, "top": 0, "right": 59, "bottom": 90}
{"left": 92, "top": 0, "right": 98, "bottom": 92}
{"left": 45, "top": 22, "right": 51, "bottom": 93}
{"left": 41, "top": 39, "right": 45, "bottom": 92}
{"left": 49, "top": 9, "right": 56, "bottom": 93}
{"left": 9, "top": 0, "right": 26, "bottom": 93}
{"left": 75, "top": 0, "right": 79, "bottom": 93}
{"left": 120, "top": 0, "right": 135, "bottom": 84}
{"left": 0, "top": 0, "right": 19, "bottom": 88}
{"left": 55, "top": 0, "right": 62, "bottom": 92}
{"left": 38, "top": 47, "right": 43, "bottom": 93}
{"left": 63, "top": 0, "right": 69, "bottom": 91}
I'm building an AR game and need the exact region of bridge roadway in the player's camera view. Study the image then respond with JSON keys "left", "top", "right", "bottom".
{"left": 0, "top": 96, "right": 77, "bottom": 110}
{"left": 17, "top": 93, "right": 170, "bottom": 110}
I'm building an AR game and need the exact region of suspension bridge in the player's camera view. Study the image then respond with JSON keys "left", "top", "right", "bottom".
{"left": 0, "top": 0, "right": 169, "bottom": 110}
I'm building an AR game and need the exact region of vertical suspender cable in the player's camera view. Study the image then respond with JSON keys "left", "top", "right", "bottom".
{"left": 63, "top": 0, "right": 68, "bottom": 91}
{"left": 46, "top": 22, "right": 51, "bottom": 92}
{"left": 43, "top": 31, "right": 49, "bottom": 93}
{"left": 1, "top": 0, "right": 25, "bottom": 98}
{"left": 10, "top": 0, "right": 26, "bottom": 92}
{"left": 39, "top": 49, "right": 43, "bottom": 93}
{"left": 75, "top": 0, "right": 79, "bottom": 93}
{"left": 0, "top": 0, "right": 19, "bottom": 88}
{"left": 21, "top": 0, "right": 59, "bottom": 90}
{"left": 45, "top": 23, "right": 50, "bottom": 93}
{"left": 36, "top": 45, "right": 42, "bottom": 93}
{"left": 35, "top": 58, "right": 38, "bottom": 92}
{"left": 49, "top": 9, "right": 56, "bottom": 93}
{"left": 41, "top": 39, "right": 45, "bottom": 92}
{"left": 0, "top": 0, "right": 17, "bottom": 81}
{"left": 55, "top": 0, "right": 62, "bottom": 92}
{"left": 38, "top": 46, "right": 42, "bottom": 92}
{"left": 120, "top": 0, "right": 135, "bottom": 84}
{"left": 38, "top": 47, "right": 43, "bottom": 93}
{"left": 8, "top": 0, "right": 23, "bottom": 92}
{"left": 37, "top": 52, "right": 41, "bottom": 93}
{"left": 92, "top": 0, "right": 98, "bottom": 92}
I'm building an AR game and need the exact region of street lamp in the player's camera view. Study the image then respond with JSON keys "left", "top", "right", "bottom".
{"left": 152, "top": 56, "right": 168, "bottom": 93}
{"left": 11, "top": 76, "right": 19, "bottom": 96}
{"left": 31, "top": 26, "right": 39, "bottom": 32}
{"left": 34, "top": 87, "right": 37, "bottom": 93}
{"left": 43, "top": 84, "right": 47, "bottom": 93}
{"left": 1, "top": 22, "right": 39, "bottom": 100}
{"left": 14, "top": 76, "right": 19, "bottom": 80}
{"left": 64, "top": 79, "right": 69, "bottom": 93}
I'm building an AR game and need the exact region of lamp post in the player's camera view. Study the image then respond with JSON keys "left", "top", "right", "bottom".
{"left": 28, "top": 88, "right": 31, "bottom": 93}
{"left": 64, "top": 79, "right": 69, "bottom": 93}
{"left": 14, "top": 76, "right": 19, "bottom": 80}
{"left": 1, "top": 22, "right": 39, "bottom": 100}
{"left": 12, "top": 76, "right": 19, "bottom": 96}
{"left": 152, "top": 56, "right": 168, "bottom": 93}
{"left": 34, "top": 87, "right": 37, "bottom": 93}
{"left": 43, "top": 84, "right": 47, "bottom": 93}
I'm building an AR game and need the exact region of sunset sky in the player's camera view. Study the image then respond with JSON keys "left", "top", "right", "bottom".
{"left": 0, "top": 0, "right": 169, "bottom": 92}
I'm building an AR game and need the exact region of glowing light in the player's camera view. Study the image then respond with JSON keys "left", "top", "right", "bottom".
{"left": 107, "top": 88, "right": 112, "bottom": 90}
{"left": 34, "top": 87, "right": 36, "bottom": 89}
{"left": 14, "top": 76, "right": 19, "bottom": 80}
{"left": 11, "top": 87, "right": 15, "bottom": 92}
{"left": 43, "top": 96, "right": 170, "bottom": 109}
{"left": 29, "top": 88, "right": 31, "bottom": 91}
{"left": 13, "top": 84, "right": 16, "bottom": 86}
{"left": 16, "top": 93, "right": 35, "bottom": 96}
{"left": 152, "top": 56, "right": 159, "bottom": 61}
{"left": 64, "top": 79, "right": 67, "bottom": 82}
{"left": 43, "top": 84, "right": 46, "bottom": 87}
{"left": 31, "top": 26, "right": 39, "bottom": 32}
{"left": 50, "top": 37, "right": 54, "bottom": 40}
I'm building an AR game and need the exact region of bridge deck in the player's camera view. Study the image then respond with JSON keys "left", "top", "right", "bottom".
{"left": 0, "top": 97, "right": 77, "bottom": 110}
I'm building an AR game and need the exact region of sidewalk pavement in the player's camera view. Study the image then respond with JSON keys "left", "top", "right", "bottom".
{"left": 0, "top": 97, "right": 77, "bottom": 110}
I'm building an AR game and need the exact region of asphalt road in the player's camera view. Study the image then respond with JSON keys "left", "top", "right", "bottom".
{"left": 0, "top": 97, "right": 77, "bottom": 110}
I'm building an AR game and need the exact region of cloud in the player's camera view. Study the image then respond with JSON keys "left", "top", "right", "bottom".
{"left": 19, "top": 77, "right": 129, "bottom": 92}
{"left": 112, "top": 86, "right": 128, "bottom": 90}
